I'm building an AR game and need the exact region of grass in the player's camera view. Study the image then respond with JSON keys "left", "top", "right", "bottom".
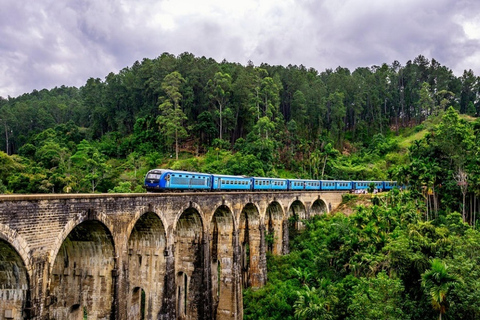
{"left": 397, "top": 128, "right": 428, "bottom": 150}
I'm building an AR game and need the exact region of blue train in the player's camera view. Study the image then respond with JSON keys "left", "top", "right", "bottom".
{"left": 144, "top": 169, "right": 398, "bottom": 193}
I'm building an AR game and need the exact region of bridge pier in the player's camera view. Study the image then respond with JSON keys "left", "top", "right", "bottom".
{"left": 0, "top": 191, "right": 341, "bottom": 319}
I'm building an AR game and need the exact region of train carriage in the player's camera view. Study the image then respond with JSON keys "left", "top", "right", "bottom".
{"left": 212, "top": 174, "right": 253, "bottom": 191}
{"left": 353, "top": 181, "right": 385, "bottom": 191}
{"left": 253, "top": 177, "right": 288, "bottom": 191}
{"left": 289, "top": 179, "right": 321, "bottom": 191}
{"left": 335, "top": 180, "right": 353, "bottom": 190}
{"left": 383, "top": 181, "right": 398, "bottom": 190}
{"left": 320, "top": 180, "right": 337, "bottom": 190}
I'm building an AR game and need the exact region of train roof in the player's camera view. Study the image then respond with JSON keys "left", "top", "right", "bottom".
{"left": 148, "top": 169, "right": 211, "bottom": 175}
{"left": 211, "top": 174, "right": 251, "bottom": 178}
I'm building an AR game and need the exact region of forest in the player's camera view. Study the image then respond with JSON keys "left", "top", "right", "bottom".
{"left": 0, "top": 53, "right": 478, "bottom": 193}
{"left": 1, "top": 52, "right": 480, "bottom": 319}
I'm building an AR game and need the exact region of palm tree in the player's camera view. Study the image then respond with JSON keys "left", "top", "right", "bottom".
{"left": 421, "top": 259, "right": 460, "bottom": 320}
{"left": 294, "top": 282, "right": 337, "bottom": 320}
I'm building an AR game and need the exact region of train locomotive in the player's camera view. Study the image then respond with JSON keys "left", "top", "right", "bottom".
{"left": 144, "top": 169, "right": 398, "bottom": 193}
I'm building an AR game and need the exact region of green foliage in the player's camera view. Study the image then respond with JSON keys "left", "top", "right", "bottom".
{"left": 421, "top": 258, "right": 460, "bottom": 318}
{"left": 108, "top": 181, "right": 134, "bottom": 193}
{"left": 156, "top": 71, "right": 188, "bottom": 160}
{"left": 245, "top": 189, "right": 480, "bottom": 319}
{"left": 346, "top": 272, "right": 406, "bottom": 320}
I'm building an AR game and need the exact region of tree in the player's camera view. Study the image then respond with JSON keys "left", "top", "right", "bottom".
{"left": 69, "top": 140, "right": 110, "bottom": 192}
{"left": 453, "top": 168, "right": 469, "bottom": 222}
{"left": 422, "top": 259, "right": 460, "bottom": 320}
{"left": 327, "top": 92, "right": 346, "bottom": 147}
{"left": 156, "top": 71, "right": 188, "bottom": 160}
{"left": 418, "top": 82, "right": 434, "bottom": 118}
{"left": 208, "top": 72, "right": 232, "bottom": 140}
{"left": 294, "top": 284, "right": 336, "bottom": 320}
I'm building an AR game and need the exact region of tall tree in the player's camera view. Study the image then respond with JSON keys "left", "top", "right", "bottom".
{"left": 156, "top": 71, "right": 188, "bottom": 160}
{"left": 208, "top": 72, "right": 232, "bottom": 140}
{"left": 422, "top": 259, "right": 460, "bottom": 320}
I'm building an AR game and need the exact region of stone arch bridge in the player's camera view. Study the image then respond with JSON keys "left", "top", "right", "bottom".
{"left": 0, "top": 191, "right": 343, "bottom": 320}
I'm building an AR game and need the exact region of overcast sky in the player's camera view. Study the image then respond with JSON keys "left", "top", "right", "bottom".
{"left": 1, "top": 0, "right": 480, "bottom": 98}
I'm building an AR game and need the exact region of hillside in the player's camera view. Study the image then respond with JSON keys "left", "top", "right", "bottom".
{"left": 0, "top": 53, "right": 479, "bottom": 194}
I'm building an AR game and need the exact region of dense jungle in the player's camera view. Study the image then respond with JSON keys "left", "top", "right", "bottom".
{"left": 1, "top": 52, "right": 480, "bottom": 319}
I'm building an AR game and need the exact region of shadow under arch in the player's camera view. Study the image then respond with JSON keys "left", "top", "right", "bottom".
{"left": 174, "top": 207, "right": 208, "bottom": 319}
{"left": 130, "top": 287, "right": 146, "bottom": 320}
{"left": 48, "top": 211, "right": 116, "bottom": 275}
{"left": 287, "top": 199, "right": 307, "bottom": 231}
{"left": 172, "top": 202, "right": 207, "bottom": 235}
{"left": 311, "top": 198, "right": 328, "bottom": 216}
{"left": 265, "top": 201, "right": 284, "bottom": 255}
{"left": 48, "top": 219, "right": 116, "bottom": 320}
{"left": 0, "top": 238, "right": 31, "bottom": 319}
{"left": 125, "top": 207, "right": 169, "bottom": 247}
{"left": 127, "top": 212, "right": 166, "bottom": 320}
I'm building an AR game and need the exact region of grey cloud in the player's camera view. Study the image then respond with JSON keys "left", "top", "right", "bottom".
{"left": 1, "top": 0, "right": 480, "bottom": 98}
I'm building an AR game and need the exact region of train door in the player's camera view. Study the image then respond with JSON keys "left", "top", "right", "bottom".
{"left": 165, "top": 173, "right": 171, "bottom": 188}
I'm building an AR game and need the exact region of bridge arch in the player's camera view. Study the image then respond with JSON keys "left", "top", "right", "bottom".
{"left": 311, "top": 198, "right": 328, "bottom": 216}
{"left": 48, "top": 210, "right": 117, "bottom": 274}
{"left": 0, "top": 223, "right": 31, "bottom": 273}
{"left": 209, "top": 204, "right": 236, "bottom": 318}
{"left": 126, "top": 211, "right": 166, "bottom": 319}
{"left": 287, "top": 199, "right": 307, "bottom": 230}
{"left": 48, "top": 219, "right": 116, "bottom": 320}
{"left": 125, "top": 206, "right": 169, "bottom": 247}
{"left": 172, "top": 201, "right": 207, "bottom": 235}
{"left": 174, "top": 206, "right": 207, "bottom": 319}
{"left": 0, "top": 236, "right": 31, "bottom": 320}
{"left": 265, "top": 201, "right": 284, "bottom": 255}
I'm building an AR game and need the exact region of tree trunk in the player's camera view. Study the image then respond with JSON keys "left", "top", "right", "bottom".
{"left": 321, "top": 156, "right": 328, "bottom": 179}
{"left": 175, "top": 128, "right": 179, "bottom": 160}
{"left": 219, "top": 102, "right": 223, "bottom": 140}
